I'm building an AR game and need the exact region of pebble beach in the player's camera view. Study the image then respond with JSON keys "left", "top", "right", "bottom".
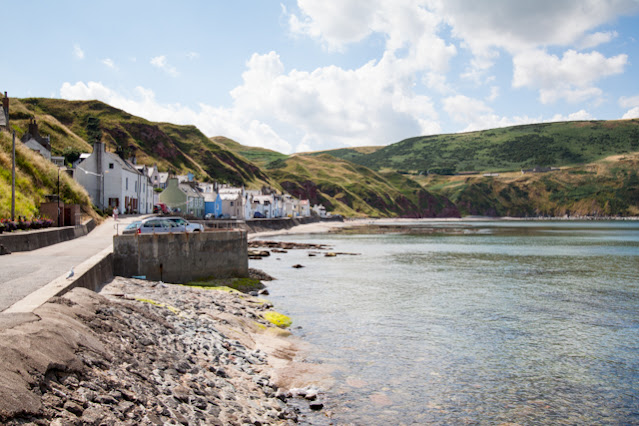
{"left": 0, "top": 275, "right": 332, "bottom": 425}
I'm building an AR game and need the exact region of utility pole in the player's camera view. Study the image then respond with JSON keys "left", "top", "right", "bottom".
{"left": 2, "top": 93, "right": 13, "bottom": 221}
{"left": 12, "top": 131, "right": 15, "bottom": 221}
{"left": 57, "top": 167, "right": 61, "bottom": 227}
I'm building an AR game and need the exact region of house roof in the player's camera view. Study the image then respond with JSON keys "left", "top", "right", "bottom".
{"left": 252, "top": 195, "right": 273, "bottom": 204}
{"left": 202, "top": 192, "right": 217, "bottom": 202}
{"left": 104, "top": 149, "right": 141, "bottom": 176}
{"left": 158, "top": 172, "right": 169, "bottom": 183}
{"left": 179, "top": 183, "right": 204, "bottom": 199}
{"left": 220, "top": 193, "right": 240, "bottom": 201}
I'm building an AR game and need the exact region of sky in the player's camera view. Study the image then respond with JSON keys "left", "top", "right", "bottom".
{"left": 3, "top": 0, "right": 639, "bottom": 154}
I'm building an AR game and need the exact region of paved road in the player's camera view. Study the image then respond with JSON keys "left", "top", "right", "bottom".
{"left": 0, "top": 216, "right": 142, "bottom": 312}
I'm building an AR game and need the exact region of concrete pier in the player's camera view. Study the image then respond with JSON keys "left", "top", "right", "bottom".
{"left": 112, "top": 230, "right": 248, "bottom": 283}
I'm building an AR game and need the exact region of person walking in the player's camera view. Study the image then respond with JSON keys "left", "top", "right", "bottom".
{"left": 113, "top": 207, "right": 119, "bottom": 221}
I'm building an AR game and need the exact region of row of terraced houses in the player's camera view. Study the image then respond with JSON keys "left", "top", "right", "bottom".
{"left": 74, "top": 140, "right": 327, "bottom": 220}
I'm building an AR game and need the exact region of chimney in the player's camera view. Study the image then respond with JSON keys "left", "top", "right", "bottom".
{"left": 28, "top": 119, "right": 40, "bottom": 138}
{"left": 2, "top": 92, "right": 8, "bottom": 127}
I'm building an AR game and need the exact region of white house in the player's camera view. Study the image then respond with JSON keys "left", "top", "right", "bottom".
{"left": 72, "top": 153, "right": 90, "bottom": 169}
{"left": 282, "top": 195, "right": 296, "bottom": 217}
{"left": 218, "top": 187, "right": 244, "bottom": 219}
{"left": 243, "top": 190, "right": 262, "bottom": 219}
{"left": 252, "top": 194, "right": 275, "bottom": 218}
{"left": 157, "top": 172, "right": 169, "bottom": 189}
{"left": 298, "top": 199, "right": 311, "bottom": 217}
{"left": 75, "top": 142, "right": 154, "bottom": 213}
{"left": 21, "top": 119, "right": 52, "bottom": 160}
{"left": 312, "top": 204, "right": 327, "bottom": 217}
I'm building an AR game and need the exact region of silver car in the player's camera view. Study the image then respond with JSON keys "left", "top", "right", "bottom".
{"left": 137, "top": 217, "right": 184, "bottom": 234}
{"left": 164, "top": 216, "right": 204, "bottom": 233}
{"left": 122, "top": 220, "right": 142, "bottom": 235}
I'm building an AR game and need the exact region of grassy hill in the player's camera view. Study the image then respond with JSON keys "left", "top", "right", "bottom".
{"left": 0, "top": 129, "right": 97, "bottom": 220}
{"left": 5, "top": 94, "right": 639, "bottom": 219}
{"left": 316, "top": 120, "right": 639, "bottom": 175}
{"left": 414, "top": 153, "right": 639, "bottom": 217}
{"left": 265, "top": 154, "right": 458, "bottom": 218}
{"left": 11, "top": 98, "right": 274, "bottom": 188}
{"left": 210, "top": 136, "right": 287, "bottom": 167}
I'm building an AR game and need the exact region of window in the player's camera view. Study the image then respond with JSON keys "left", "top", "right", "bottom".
{"left": 126, "top": 178, "right": 128, "bottom": 190}
{"left": 109, "top": 163, "right": 114, "bottom": 169}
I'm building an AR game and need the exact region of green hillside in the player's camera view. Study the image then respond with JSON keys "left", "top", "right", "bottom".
{"left": 210, "top": 136, "right": 287, "bottom": 167}
{"left": 4, "top": 94, "right": 639, "bottom": 219}
{"left": 265, "top": 154, "right": 458, "bottom": 218}
{"left": 412, "top": 152, "right": 639, "bottom": 217}
{"left": 11, "top": 98, "right": 273, "bottom": 188}
{"left": 317, "top": 120, "right": 639, "bottom": 174}
{"left": 0, "top": 130, "right": 97, "bottom": 220}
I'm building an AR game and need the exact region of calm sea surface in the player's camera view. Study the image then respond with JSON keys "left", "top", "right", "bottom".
{"left": 251, "top": 221, "right": 639, "bottom": 425}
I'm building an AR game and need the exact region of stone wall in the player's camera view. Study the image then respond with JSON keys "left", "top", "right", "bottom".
{"left": 112, "top": 230, "right": 248, "bottom": 283}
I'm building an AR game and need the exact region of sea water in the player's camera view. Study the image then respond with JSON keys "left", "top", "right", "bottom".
{"left": 251, "top": 221, "right": 639, "bottom": 425}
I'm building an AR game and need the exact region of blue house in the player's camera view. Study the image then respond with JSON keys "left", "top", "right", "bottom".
{"left": 204, "top": 193, "right": 224, "bottom": 218}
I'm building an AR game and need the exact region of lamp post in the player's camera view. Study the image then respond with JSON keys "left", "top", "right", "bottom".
{"left": 57, "top": 166, "right": 60, "bottom": 226}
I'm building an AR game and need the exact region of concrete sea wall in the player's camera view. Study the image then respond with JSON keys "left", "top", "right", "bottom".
{"left": 112, "top": 230, "right": 248, "bottom": 283}
{"left": 0, "top": 219, "right": 96, "bottom": 253}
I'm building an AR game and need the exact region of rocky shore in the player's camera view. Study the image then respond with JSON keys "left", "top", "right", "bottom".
{"left": 0, "top": 276, "right": 331, "bottom": 425}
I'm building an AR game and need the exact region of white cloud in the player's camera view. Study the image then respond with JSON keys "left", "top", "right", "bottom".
{"left": 622, "top": 107, "right": 639, "bottom": 119}
{"left": 486, "top": 86, "right": 499, "bottom": 102}
{"left": 540, "top": 87, "right": 604, "bottom": 105}
{"left": 288, "top": 0, "right": 456, "bottom": 72}
{"left": 443, "top": 94, "right": 539, "bottom": 131}
{"left": 186, "top": 52, "right": 200, "bottom": 60}
{"left": 619, "top": 95, "right": 639, "bottom": 108}
{"left": 289, "top": 0, "right": 378, "bottom": 50}
{"left": 59, "top": 46, "right": 447, "bottom": 154}
{"left": 578, "top": 31, "right": 618, "bottom": 49}
{"left": 231, "top": 51, "right": 441, "bottom": 147}
{"left": 619, "top": 95, "right": 639, "bottom": 119}
{"left": 150, "top": 55, "right": 179, "bottom": 77}
{"left": 60, "top": 81, "right": 292, "bottom": 153}
{"left": 550, "top": 110, "right": 594, "bottom": 121}
{"left": 102, "top": 58, "right": 117, "bottom": 70}
{"left": 434, "top": 0, "right": 639, "bottom": 53}
{"left": 423, "top": 72, "right": 452, "bottom": 94}
{"left": 73, "top": 44, "right": 84, "bottom": 59}
{"left": 512, "top": 49, "right": 627, "bottom": 103}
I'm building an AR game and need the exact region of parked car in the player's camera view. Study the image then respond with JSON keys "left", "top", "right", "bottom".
{"left": 164, "top": 216, "right": 204, "bottom": 233}
{"left": 122, "top": 220, "right": 142, "bottom": 235}
{"left": 153, "top": 203, "right": 171, "bottom": 215}
{"left": 253, "top": 211, "right": 265, "bottom": 218}
{"left": 137, "top": 217, "right": 183, "bottom": 234}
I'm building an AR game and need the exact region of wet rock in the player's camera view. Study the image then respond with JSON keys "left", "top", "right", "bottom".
{"left": 309, "top": 400, "right": 324, "bottom": 410}
{"left": 292, "top": 264, "right": 305, "bottom": 268}
{"left": 304, "top": 388, "right": 319, "bottom": 400}
{"left": 63, "top": 400, "right": 84, "bottom": 416}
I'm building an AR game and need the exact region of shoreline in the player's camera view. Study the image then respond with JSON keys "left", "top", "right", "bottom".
{"left": 249, "top": 215, "right": 639, "bottom": 240}
{"left": 0, "top": 277, "right": 330, "bottom": 425}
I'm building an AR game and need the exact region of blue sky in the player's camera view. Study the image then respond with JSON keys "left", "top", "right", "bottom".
{"left": 3, "top": 1, "right": 639, "bottom": 154}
